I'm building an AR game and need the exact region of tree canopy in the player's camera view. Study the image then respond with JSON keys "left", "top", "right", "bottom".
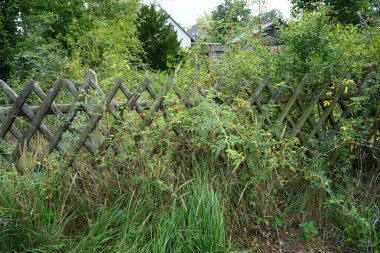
{"left": 290, "top": 0, "right": 373, "bottom": 24}
{"left": 0, "top": 0, "right": 141, "bottom": 82}
{"left": 137, "top": 4, "right": 182, "bottom": 71}
{"left": 210, "top": 0, "right": 252, "bottom": 43}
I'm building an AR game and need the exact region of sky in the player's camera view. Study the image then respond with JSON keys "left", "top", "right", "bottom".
{"left": 143, "top": 0, "right": 292, "bottom": 28}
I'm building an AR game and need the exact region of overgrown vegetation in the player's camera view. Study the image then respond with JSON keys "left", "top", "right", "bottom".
{"left": 0, "top": 1, "right": 379, "bottom": 252}
{"left": 0, "top": 0, "right": 142, "bottom": 84}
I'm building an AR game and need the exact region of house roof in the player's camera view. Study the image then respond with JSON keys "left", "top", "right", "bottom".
{"left": 251, "top": 22, "right": 275, "bottom": 35}
{"left": 187, "top": 24, "right": 211, "bottom": 40}
{"left": 261, "top": 22, "right": 275, "bottom": 30}
{"left": 160, "top": 7, "right": 195, "bottom": 43}
{"left": 228, "top": 19, "right": 286, "bottom": 44}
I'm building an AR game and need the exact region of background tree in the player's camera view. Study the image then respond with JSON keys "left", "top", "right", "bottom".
{"left": 210, "top": 0, "right": 252, "bottom": 43}
{"left": 0, "top": 0, "right": 23, "bottom": 80}
{"left": 0, "top": 0, "right": 141, "bottom": 82}
{"left": 137, "top": 4, "right": 182, "bottom": 71}
{"left": 290, "top": 0, "right": 373, "bottom": 24}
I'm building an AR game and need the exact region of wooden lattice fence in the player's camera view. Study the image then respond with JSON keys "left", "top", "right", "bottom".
{"left": 0, "top": 67, "right": 378, "bottom": 171}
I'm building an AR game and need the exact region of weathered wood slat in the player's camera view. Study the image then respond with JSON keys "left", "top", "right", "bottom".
{"left": 266, "top": 77, "right": 290, "bottom": 103}
{"left": 181, "top": 79, "right": 198, "bottom": 107}
{"left": 79, "top": 87, "right": 110, "bottom": 139}
{"left": 69, "top": 81, "right": 122, "bottom": 165}
{"left": 294, "top": 86, "right": 325, "bottom": 139}
{"left": 11, "top": 126, "right": 37, "bottom": 154}
{"left": 125, "top": 78, "right": 150, "bottom": 110}
{"left": 144, "top": 83, "right": 172, "bottom": 127}
{"left": 267, "top": 80, "right": 306, "bottom": 144}
{"left": 62, "top": 79, "right": 110, "bottom": 142}
{"left": 326, "top": 104, "right": 352, "bottom": 140}
{"left": 96, "top": 78, "right": 133, "bottom": 154}
{"left": 226, "top": 79, "right": 246, "bottom": 105}
{"left": 0, "top": 116, "right": 37, "bottom": 154}
{"left": 123, "top": 79, "right": 153, "bottom": 142}
{"left": 267, "top": 82, "right": 297, "bottom": 130}
{"left": 11, "top": 79, "right": 65, "bottom": 162}
{"left": 47, "top": 92, "right": 88, "bottom": 154}
{"left": 273, "top": 86, "right": 287, "bottom": 103}
{"left": 291, "top": 87, "right": 327, "bottom": 138}
{"left": 250, "top": 78, "right": 272, "bottom": 127}
{"left": 0, "top": 104, "right": 68, "bottom": 117}
{"left": 62, "top": 79, "right": 80, "bottom": 97}
{"left": 86, "top": 75, "right": 122, "bottom": 123}
{"left": 311, "top": 96, "right": 339, "bottom": 137}
{"left": 212, "top": 78, "right": 224, "bottom": 91}
{"left": 318, "top": 100, "right": 336, "bottom": 127}
{"left": 172, "top": 84, "right": 183, "bottom": 101}
{"left": 85, "top": 69, "right": 98, "bottom": 86}
{"left": 0, "top": 81, "right": 66, "bottom": 155}
{"left": 250, "top": 78, "right": 269, "bottom": 106}
{"left": 33, "top": 81, "right": 96, "bottom": 154}
{"left": 64, "top": 81, "right": 104, "bottom": 147}
{"left": 0, "top": 80, "right": 34, "bottom": 139}
{"left": 276, "top": 75, "right": 308, "bottom": 124}
{"left": 120, "top": 83, "right": 145, "bottom": 116}
{"left": 33, "top": 82, "right": 64, "bottom": 117}
{"left": 326, "top": 81, "right": 369, "bottom": 140}
{"left": 146, "top": 82, "right": 158, "bottom": 100}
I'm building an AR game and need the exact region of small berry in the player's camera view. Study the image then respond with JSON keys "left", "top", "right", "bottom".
{"left": 172, "top": 142, "right": 180, "bottom": 150}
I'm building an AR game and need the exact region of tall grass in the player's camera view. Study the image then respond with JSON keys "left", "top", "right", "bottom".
{"left": 0, "top": 171, "right": 73, "bottom": 252}
{"left": 0, "top": 164, "right": 227, "bottom": 253}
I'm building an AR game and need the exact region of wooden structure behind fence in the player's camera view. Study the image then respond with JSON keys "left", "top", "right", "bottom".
{"left": 0, "top": 67, "right": 378, "bottom": 171}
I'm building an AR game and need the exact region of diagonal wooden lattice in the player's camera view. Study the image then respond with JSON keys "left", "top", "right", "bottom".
{"left": 0, "top": 68, "right": 378, "bottom": 171}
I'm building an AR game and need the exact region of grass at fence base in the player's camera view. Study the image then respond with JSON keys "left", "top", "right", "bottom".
{"left": 0, "top": 161, "right": 228, "bottom": 253}
{"left": 0, "top": 154, "right": 379, "bottom": 252}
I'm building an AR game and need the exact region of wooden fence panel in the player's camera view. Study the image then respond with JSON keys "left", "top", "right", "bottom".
{"left": 0, "top": 69, "right": 378, "bottom": 171}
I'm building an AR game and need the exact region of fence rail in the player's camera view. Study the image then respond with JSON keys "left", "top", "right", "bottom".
{"left": 0, "top": 67, "right": 378, "bottom": 171}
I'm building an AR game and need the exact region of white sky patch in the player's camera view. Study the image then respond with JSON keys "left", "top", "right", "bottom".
{"left": 143, "top": 0, "right": 292, "bottom": 28}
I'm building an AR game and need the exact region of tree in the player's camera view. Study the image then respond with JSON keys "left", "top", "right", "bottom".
{"left": 0, "top": 0, "right": 22, "bottom": 80}
{"left": 68, "top": 0, "right": 141, "bottom": 78}
{"left": 137, "top": 4, "right": 182, "bottom": 71}
{"left": 290, "top": 0, "right": 372, "bottom": 24}
{"left": 0, "top": 0, "right": 141, "bottom": 81}
{"left": 210, "top": 0, "right": 252, "bottom": 43}
{"left": 280, "top": 5, "right": 379, "bottom": 89}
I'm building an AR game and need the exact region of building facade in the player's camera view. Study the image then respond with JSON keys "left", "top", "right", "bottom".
{"left": 162, "top": 9, "right": 194, "bottom": 48}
